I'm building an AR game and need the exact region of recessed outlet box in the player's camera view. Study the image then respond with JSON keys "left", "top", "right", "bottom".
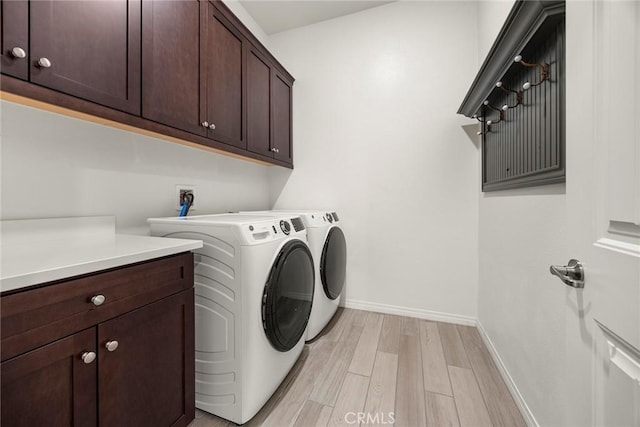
{"left": 176, "top": 185, "right": 196, "bottom": 211}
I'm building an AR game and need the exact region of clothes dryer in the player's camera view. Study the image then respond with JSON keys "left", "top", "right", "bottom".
{"left": 241, "top": 210, "right": 346, "bottom": 340}
{"left": 148, "top": 214, "right": 314, "bottom": 424}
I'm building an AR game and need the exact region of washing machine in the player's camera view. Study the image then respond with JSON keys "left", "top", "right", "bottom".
{"left": 241, "top": 210, "right": 346, "bottom": 341}
{"left": 148, "top": 213, "right": 314, "bottom": 424}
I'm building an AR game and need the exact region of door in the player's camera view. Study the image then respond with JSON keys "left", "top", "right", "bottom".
{"left": 563, "top": 1, "right": 640, "bottom": 425}
{"left": 201, "top": 1, "right": 246, "bottom": 149}
{"left": 262, "top": 239, "right": 314, "bottom": 352}
{"left": 142, "top": 0, "right": 203, "bottom": 136}
{"left": 29, "top": 0, "right": 141, "bottom": 114}
{"left": 0, "top": 0, "right": 28, "bottom": 80}
{"left": 247, "top": 46, "right": 272, "bottom": 157}
{"left": 1, "top": 328, "right": 97, "bottom": 427}
{"left": 272, "top": 72, "right": 293, "bottom": 163}
{"left": 320, "top": 226, "right": 347, "bottom": 300}
{"left": 98, "top": 290, "right": 195, "bottom": 427}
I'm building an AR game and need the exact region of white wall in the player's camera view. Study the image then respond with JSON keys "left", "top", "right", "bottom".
{"left": 476, "top": 2, "right": 569, "bottom": 425}
{"left": 267, "top": 1, "right": 481, "bottom": 321}
{"left": 0, "top": 102, "right": 271, "bottom": 234}
{"left": 223, "top": 0, "right": 270, "bottom": 47}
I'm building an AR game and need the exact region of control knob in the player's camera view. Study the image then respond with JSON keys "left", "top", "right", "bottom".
{"left": 280, "top": 220, "right": 291, "bottom": 235}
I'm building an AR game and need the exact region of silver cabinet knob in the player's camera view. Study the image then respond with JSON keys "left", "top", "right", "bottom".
{"left": 10, "top": 47, "right": 26, "bottom": 59}
{"left": 90, "top": 294, "right": 106, "bottom": 306}
{"left": 105, "top": 340, "right": 119, "bottom": 352}
{"left": 209, "top": 123, "right": 216, "bottom": 130}
{"left": 81, "top": 351, "right": 96, "bottom": 364}
{"left": 201, "top": 121, "right": 209, "bottom": 128}
{"left": 271, "top": 147, "right": 280, "bottom": 153}
{"left": 37, "top": 57, "right": 52, "bottom": 68}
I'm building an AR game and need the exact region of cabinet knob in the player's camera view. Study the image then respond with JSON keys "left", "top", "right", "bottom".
{"left": 201, "top": 121, "right": 209, "bottom": 128}
{"left": 105, "top": 340, "right": 119, "bottom": 352}
{"left": 10, "top": 47, "right": 26, "bottom": 59}
{"left": 81, "top": 351, "right": 96, "bottom": 364}
{"left": 271, "top": 147, "right": 280, "bottom": 153}
{"left": 209, "top": 123, "right": 216, "bottom": 130}
{"left": 37, "top": 57, "right": 52, "bottom": 68}
{"left": 90, "top": 294, "right": 106, "bottom": 306}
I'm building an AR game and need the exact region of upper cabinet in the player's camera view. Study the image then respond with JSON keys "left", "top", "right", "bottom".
{"left": 30, "top": 0, "right": 141, "bottom": 114}
{"left": 272, "top": 72, "right": 293, "bottom": 164}
{"left": 246, "top": 46, "right": 273, "bottom": 157}
{"left": 0, "top": 0, "right": 28, "bottom": 80}
{"left": 246, "top": 45, "right": 294, "bottom": 164}
{"left": 1, "top": 0, "right": 295, "bottom": 168}
{"left": 201, "top": 2, "right": 246, "bottom": 149}
{"left": 142, "top": 0, "right": 203, "bottom": 136}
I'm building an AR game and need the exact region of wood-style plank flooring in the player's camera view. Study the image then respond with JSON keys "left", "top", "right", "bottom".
{"left": 189, "top": 308, "right": 526, "bottom": 427}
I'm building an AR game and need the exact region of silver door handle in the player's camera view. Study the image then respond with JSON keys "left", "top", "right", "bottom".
{"left": 549, "top": 259, "right": 585, "bottom": 288}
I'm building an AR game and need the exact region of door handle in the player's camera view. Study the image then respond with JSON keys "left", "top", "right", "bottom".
{"left": 549, "top": 259, "right": 585, "bottom": 288}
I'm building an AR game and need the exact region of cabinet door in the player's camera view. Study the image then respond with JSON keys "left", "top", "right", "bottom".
{"left": 272, "top": 72, "right": 293, "bottom": 163}
{"left": 0, "top": 0, "right": 28, "bottom": 80}
{"left": 30, "top": 0, "right": 141, "bottom": 114}
{"left": 247, "top": 46, "right": 272, "bottom": 157}
{"left": 201, "top": 1, "right": 246, "bottom": 149}
{"left": 98, "top": 290, "right": 195, "bottom": 427}
{"left": 142, "top": 0, "right": 203, "bottom": 136}
{"left": 1, "top": 328, "right": 97, "bottom": 427}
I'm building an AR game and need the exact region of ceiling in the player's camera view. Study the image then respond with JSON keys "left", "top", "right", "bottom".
{"left": 239, "top": 1, "right": 395, "bottom": 35}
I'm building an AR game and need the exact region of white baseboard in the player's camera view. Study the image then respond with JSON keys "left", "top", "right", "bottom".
{"left": 476, "top": 320, "right": 539, "bottom": 427}
{"left": 341, "top": 298, "right": 477, "bottom": 326}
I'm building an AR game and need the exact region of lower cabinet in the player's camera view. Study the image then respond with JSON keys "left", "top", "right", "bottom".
{"left": 1, "top": 329, "right": 97, "bottom": 427}
{"left": 99, "top": 290, "right": 194, "bottom": 427}
{"left": 0, "top": 253, "right": 195, "bottom": 427}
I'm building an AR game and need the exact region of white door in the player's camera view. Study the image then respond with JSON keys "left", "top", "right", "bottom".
{"left": 564, "top": 1, "right": 640, "bottom": 426}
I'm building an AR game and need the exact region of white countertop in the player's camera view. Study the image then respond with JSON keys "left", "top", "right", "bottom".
{"left": 1, "top": 216, "right": 203, "bottom": 293}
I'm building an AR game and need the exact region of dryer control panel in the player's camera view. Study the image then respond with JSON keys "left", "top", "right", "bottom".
{"left": 241, "top": 217, "right": 306, "bottom": 244}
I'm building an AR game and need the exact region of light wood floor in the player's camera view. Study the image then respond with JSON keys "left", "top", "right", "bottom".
{"left": 189, "top": 308, "right": 526, "bottom": 427}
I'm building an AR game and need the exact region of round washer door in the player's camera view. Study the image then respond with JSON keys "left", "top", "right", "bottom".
{"left": 262, "top": 239, "right": 315, "bottom": 352}
{"left": 320, "top": 226, "right": 347, "bottom": 300}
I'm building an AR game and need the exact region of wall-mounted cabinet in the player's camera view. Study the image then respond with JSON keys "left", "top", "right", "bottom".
{"left": 1, "top": 0, "right": 140, "bottom": 113}
{"left": 201, "top": 2, "right": 247, "bottom": 149}
{"left": 0, "top": 0, "right": 28, "bottom": 80}
{"left": 246, "top": 46, "right": 293, "bottom": 163}
{"left": 142, "top": 0, "right": 203, "bottom": 136}
{"left": 1, "top": 0, "right": 295, "bottom": 168}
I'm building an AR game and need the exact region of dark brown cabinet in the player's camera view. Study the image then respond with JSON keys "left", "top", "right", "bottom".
{"left": 142, "top": 0, "right": 203, "bottom": 136}
{"left": 1, "top": 329, "right": 97, "bottom": 427}
{"left": 0, "top": 0, "right": 28, "bottom": 80}
{"left": 99, "top": 291, "right": 194, "bottom": 427}
{"left": 201, "top": 1, "right": 247, "bottom": 149}
{"left": 29, "top": 0, "right": 141, "bottom": 114}
{"left": 246, "top": 43, "right": 294, "bottom": 163}
{"left": 0, "top": 253, "right": 195, "bottom": 427}
{"left": 1, "top": 0, "right": 294, "bottom": 167}
{"left": 272, "top": 72, "right": 293, "bottom": 163}
{"left": 247, "top": 47, "right": 273, "bottom": 157}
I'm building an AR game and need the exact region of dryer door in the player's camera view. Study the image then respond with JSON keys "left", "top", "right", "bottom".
{"left": 320, "top": 226, "right": 347, "bottom": 300}
{"left": 262, "top": 239, "right": 314, "bottom": 352}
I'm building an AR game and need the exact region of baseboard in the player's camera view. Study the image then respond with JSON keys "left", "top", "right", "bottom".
{"left": 476, "top": 320, "right": 539, "bottom": 427}
{"left": 341, "top": 298, "right": 477, "bottom": 326}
